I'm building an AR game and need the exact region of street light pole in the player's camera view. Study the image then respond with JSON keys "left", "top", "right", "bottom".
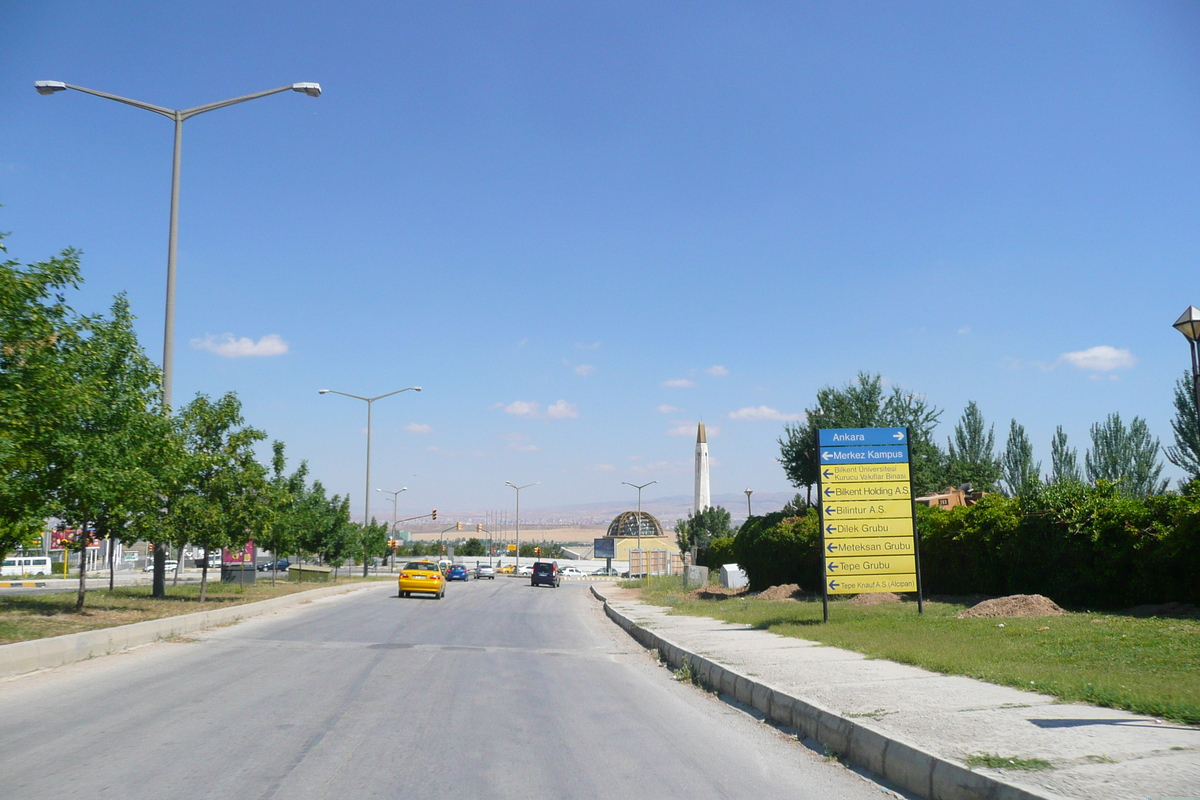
{"left": 35, "top": 80, "right": 321, "bottom": 410}
{"left": 1174, "top": 306, "right": 1200, "bottom": 428}
{"left": 745, "top": 488, "right": 754, "bottom": 518}
{"left": 377, "top": 487, "right": 407, "bottom": 571}
{"left": 505, "top": 482, "right": 537, "bottom": 569}
{"left": 321, "top": 388, "right": 420, "bottom": 576}
{"left": 622, "top": 481, "right": 657, "bottom": 577}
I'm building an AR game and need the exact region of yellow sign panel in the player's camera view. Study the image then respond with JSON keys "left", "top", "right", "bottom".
{"left": 826, "top": 537, "right": 914, "bottom": 556}
{"left": 824, "top": 517, "right": 914, "bottom": 538}
{"left": 826, "top": 555, "right": 915, "bottom": 576}
{"left": 822, "top": 499, "right": 912, "bottom": 520}
{"left": 820, "top": 463, "right": 910, "bottom": 484}
{"left": 827, "top": 574, "right": 918, "bottom": 594}
{"left": 821, "top": 481, "right": 910, "bottom": 501}
{"left": 507, "top": 544, "right": 517, "bottom": 553}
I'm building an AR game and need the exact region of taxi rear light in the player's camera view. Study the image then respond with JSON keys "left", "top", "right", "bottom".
{"left": 400, "top": 573, "right": 410, "bottom": 579}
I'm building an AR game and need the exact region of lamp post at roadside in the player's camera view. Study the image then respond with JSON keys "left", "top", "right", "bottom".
{"left": 377, "top": 487, "right": 407, "bottom": 571}
{"left": 321, "top": 388, "right": 420, "bottom": 575}
{"left": 505, "top": 482, "right": 537, "bottom": 570}
{"left": 1173, "top": 306, "right": 1200, "bottom": 428}
{"left": 622, "top": 480, "right": 657, "bottom": 577}
{"left": 744, "top": 488, "right": 753, "bottom": 518}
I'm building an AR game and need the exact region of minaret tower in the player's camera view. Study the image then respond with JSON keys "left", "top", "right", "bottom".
{"left": 694, "top": 422, "right": 710, "bottom": 514}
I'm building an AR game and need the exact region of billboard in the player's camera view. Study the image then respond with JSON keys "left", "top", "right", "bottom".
{"left": 50, "top": 529, "right": 99, "bottom": 550}
{"left": 594, "top": 537, "right": 616, "bottom": 560}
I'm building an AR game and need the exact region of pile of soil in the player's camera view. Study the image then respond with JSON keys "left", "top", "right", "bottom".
{"left": 757, "top": 583, "right": 803, "bottom": 601}
{"left": 849, "top": 592, "right": 903, "bottom": 606}
{"left": 956, "top": 594, "right": 1066, "bottom": 619}
{"left": 685, "top": 585, "right": 749, "bottom": 601}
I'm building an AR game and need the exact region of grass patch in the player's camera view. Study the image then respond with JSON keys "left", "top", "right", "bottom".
{"left": 966, "top": 753, "right": 1053, "bottom": 771}
{"left": 0, "top": 576, "right": 388, "bottom": 645}
{"left": 627, "top": 582, "right": 1200, "bottom": 725}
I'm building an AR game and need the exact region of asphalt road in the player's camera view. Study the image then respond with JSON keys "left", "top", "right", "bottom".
{"left": 0, "top": 578, "right": 896, "bottom": 800}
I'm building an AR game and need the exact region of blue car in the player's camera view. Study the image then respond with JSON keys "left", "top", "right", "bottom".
{"left": 446, "top": 564, "right": 469, "bottom": 581}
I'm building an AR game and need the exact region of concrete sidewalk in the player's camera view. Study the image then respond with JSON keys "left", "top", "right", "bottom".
{"left": 592, "top": 585, "right": 1199, "bottom": 800}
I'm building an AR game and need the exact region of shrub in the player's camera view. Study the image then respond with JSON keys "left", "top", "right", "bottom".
{"left": 732, "top": 510, "right": 822, "bottom": 591}
{"left": 700, "top": 536, "right": 736, "bottom": 571}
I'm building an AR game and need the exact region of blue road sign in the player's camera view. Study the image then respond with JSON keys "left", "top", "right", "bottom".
{"left": 819, "top": 427, "right": 908, "bottom": 447}
{"left": 818, "top": 445, "right": 908, "bottom": 464}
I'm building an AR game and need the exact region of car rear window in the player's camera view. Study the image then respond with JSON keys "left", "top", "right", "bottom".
{"left": 533, "top": 564, "right": 553, "bottom": 574}
{"left": 405, "top": 562, "right": 436, "bottom": 570}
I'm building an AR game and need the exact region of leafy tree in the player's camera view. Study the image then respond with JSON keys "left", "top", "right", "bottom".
{"left": 999, "top": 419, "right": 1040, "bottom": 497}
{"left": 674, "top": 506, "right": 732, "bottom": 556}
{"left": 945, "top": 401, "right": 1001, "bottom": 492}
{"left": 1165, "top": 372, "right": 1200, "bottom": 484}
{"left": 261, "top": 441, "right": 308, "bottom": 583}
{"left": 460, "top": 537, "right": 486, "bottom": 556}
{"left": 355, "top": 518, "right": 390, "bottom": 576}
{"left": 1085, "top": 412, "right": 1168, "bottom": 498}
{"left": 779, "top": 372, "right": 944, "bottom": 498}
{"left": 1049, "top": 425, "right": 1081, "bottom": 484}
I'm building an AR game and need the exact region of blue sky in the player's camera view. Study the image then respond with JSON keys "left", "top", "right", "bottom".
{"left": 2, "top": 1, "right": 1199, "bottom": 520}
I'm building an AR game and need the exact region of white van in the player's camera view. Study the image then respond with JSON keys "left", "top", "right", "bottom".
{"left": 1, "top": 556, "right": 52, "bottom": 577}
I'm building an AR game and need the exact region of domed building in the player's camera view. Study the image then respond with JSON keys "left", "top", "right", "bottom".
{"left": 606, "top": 511, "right": 665, "bottom": 539}
{"left": 596, "top": 510, "right": 680, "bottom": 572}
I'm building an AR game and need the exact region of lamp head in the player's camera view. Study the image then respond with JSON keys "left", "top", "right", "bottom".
{"left": 413, "top": 387, "right": 422, "bottom": 392}
{"left": 35, "top": 81, "right": 67, "bottom": 95}
{"left": 291, "top": 82, "right": 322, "bottom": 98}
{"left": 1173, "top": 306, "right": 1200, "bottom": 343}
{"left": 318, "top": 389, "right": 330, "bottom": 394}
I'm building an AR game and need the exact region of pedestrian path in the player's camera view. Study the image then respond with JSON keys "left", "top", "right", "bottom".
{"left": 592, "top": 585, "right": 1199, "bottom": 800}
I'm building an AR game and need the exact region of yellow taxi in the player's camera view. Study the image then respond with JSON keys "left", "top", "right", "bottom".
{"left": 497, "top": 564, "right": 515, "bottom": 574}
{"left": 398, "top": 560, "right": 446, "bottom": 599}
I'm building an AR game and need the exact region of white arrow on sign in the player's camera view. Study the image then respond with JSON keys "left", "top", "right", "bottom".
{"left": 892, "top": 431, "right": 905, "bottom": 441}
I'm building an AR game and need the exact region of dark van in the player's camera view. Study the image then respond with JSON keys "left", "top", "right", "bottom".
{"left": 531, "top": 561, "right": 560, "bottom": 588}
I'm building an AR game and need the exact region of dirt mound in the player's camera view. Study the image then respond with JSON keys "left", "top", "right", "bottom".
{"left": 849, "top": 592, "right": 902, "bottom": 606}
{"left": 758, "top": 583, "right": 803, "bottom": 601}
{"left": 685, "top": 585, "right": 748, "bottom": 601}
{"left": 957, "top": 594, "right": 1066, "bottom": 619}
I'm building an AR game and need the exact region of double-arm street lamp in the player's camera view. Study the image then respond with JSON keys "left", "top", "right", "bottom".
{"left": 505, "top": 482, "right": 538, "bottom": 569}
{"left": 36, "top": 80, "right": 321, "bottom": 409}
{"left": 377, "top": 487, "right": 407, "bottom": 571}
{"left": 321, "top": 387, "right": 420, "bottom": 574}
{"left": 622, "top": 480, "right": 657, "bottom": 575}
{"left": 1173, "top": 306, "right": 1200, "bottom": 426}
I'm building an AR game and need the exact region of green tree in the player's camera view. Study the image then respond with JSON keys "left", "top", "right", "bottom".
{"left": 674, "top": 506, "right": 732, "bottom": 556}
{"left": 945, "top": 401, "right": 1001, "bottom": 492}
{"left": 1049, "top": 425, "right": 1081, "bottom": 484}
{"left": 355, "top": 518, "right": 390, "bottom": 576}
{"left": 1085, "top": 412, "right": 1168, "bottom": 498}
{"left": 1165, "top": 372, "right": 1200, "bottom": 483}
{"left": 999, "top": 419, "right": 1040, "bottom": 497}
{"left": 261, "top": 441, "right": 308, "bottom": 583}
{"left": 779, "top": 372, "right": 944, "bottom": 499}
{"left": 460, "top": 537, "right": 485, "bottom": 556}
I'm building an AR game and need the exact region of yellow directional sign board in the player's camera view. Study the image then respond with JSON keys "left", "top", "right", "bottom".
{"left": 827, "top": 554, "right": 915, "bottom": 577}
{"left": 826, "top": 537, "right": 914, "bottom": 556}
{"left": 824, "top": 518, "right": 915, "bottom": 538}
{"left": 820, "top": 463, "right": 910, "bottom": 484}
{"left": 822, "top": 481, "right": 910, "bottom": 501}
{"left": 818, "top": 427, "right": 920, "bottom": 603}
{"left": 827, "top": 575, "right": 918, "bottom": 595}
{"left": 822, "top": 499, "right": 912, "bottom": 520}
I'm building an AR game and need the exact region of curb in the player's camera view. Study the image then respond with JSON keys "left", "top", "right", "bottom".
{"left": 0, "top": 582, "right": 389, "bottom": 681}
{"left": 0, "top": 581, "right": 47, "bottom": 588}
{"left": 591, "top": 585, "right": 1062, "bottom": 800}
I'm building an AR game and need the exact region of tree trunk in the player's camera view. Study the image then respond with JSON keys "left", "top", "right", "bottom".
{"left": 152, "top": 543, "right": 166, "bottom": 598}
{"left": 200, "top": 560, "right": 208, "bottom": 603}
{"left": 75, "top": 520, "right": 88, "bottom": 612}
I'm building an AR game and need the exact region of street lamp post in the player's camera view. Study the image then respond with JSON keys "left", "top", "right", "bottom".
{"left": 321, "top": 388, "right": 421, "bottom": 576}
{"left": 377, "top": 487, "right": 407, "bottom": 571}
{"left": 1173, "top": 306, "right": 1200, "bottom": 427}
{"left": 622, "top": 481, "right": 657, "bottom": 577}
{"left": 744, "top": 488, "right": 753, "bottom": 518}
{"left": 505, "top": 482, "right": 538, "bottom": 569}
{"left": 36, "top": 80, "right": 321, "bottom": 410}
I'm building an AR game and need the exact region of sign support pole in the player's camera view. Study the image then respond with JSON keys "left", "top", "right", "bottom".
{"left": 906, "top": 426, "right": 925, "bottom": 615}
{"left": 816, "top": 427, "right": 829, "bottom": 623}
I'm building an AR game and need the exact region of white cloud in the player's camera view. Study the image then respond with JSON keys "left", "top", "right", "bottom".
{"left": 656, "top": 405, "right": 678, "bottom": 414}
{"left": 546, "top": 399, "right": 578, "bottom": 419}
{"left": 577, "top": 341, "right": 600, "bottom": 350}
{"left": 503, "top": 432, "right": 539, "bottom": 451}
{"left": 1059, "top": 346, "right": 1137, "bottom": 372}
{"left": 403, "top": 423, "right": 433, "bottom": 434}
{"left": 190, "top": 333, "right": 288, "bottom": 358}
{"left": 727, "top": 406, "right": 802, "bottom": 422}
{"left": 574, "top": 364, "right": 595, "bottom": 376}
{"left": 705, "top": 365, "right": 729, "bottom": 376}
{"left": 503, "top": 400, "right": 541, "bottom": 418}
{"left": 662, "top": 378, "right": 696, "bottom": 388}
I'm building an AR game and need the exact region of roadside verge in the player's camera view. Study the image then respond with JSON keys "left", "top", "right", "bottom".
{"left": 1, "top": 582, "right": 388, "bottom": 680}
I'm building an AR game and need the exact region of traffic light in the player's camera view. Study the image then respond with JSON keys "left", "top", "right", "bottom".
{"left": 441, "top": 544, "right": 446, "bottom": 554}
{"left": 476, "top": 523, "right": 483, "bottom": 533}
{"left": 535, "top": 546, "right": 541, "bottom": 557}
{"left": 431, "top": 509, "right": 437, "bottom": 521}
{"left": 456, "top": 522, "right": 462, "bottom": 531}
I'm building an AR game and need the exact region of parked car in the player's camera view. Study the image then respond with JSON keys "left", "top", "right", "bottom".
{"left": 475, "top": 564, "right": 496, "bottom": 579}
{"left": 142, "top": 560, "right": 179, "bottom": 573}
{"left": 559, "top": 566, "right": 585, "bottom": 578}
{"left": 257, "top": 559, "right": 290, "bottom": 572}
{"left": 531, "top": 561, "right": 560, "bottom": 588}
{"left": 397, "top": 560, "right": 446, "bottom": 599}
{"left": 446, "top": 564, "right": 469, "bottom": 581}
{"left": 591, "top": 567, "right": 622, "bottom": 577}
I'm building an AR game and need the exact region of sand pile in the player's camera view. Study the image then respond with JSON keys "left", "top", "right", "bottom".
{"left": 957, "top": 594, "right": 1066, "bottom": 619}
{"left": 850, "top": 592, "right": 902, "bottom": 606}
{"left": 758, "top": 584, "right": 803, "bottom": 601}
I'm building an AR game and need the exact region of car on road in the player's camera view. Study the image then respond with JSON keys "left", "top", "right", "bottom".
{"left": 531, "top": 561, "right": 560, "bottom": 588}
{"left": 497, "top": 564, "right": 515, "bottom": 574}
{"left": 516, "top": 564, "right": 533, "bottom": 577}
{"left": 398, "top": 560, "right": 446, "bottom": 599}
{"left": 142, "top": 560, "right": 179, "bottom": 573}
{"left": 446, "top": 564, "right": 469, "bottom": 581}
{"left": 475, "top": 564, "right": 496, "bottom": 579}
{"left": 257, "top": 559, "right": 290, "bottom": 572}
{"left": 591, "top": 567, "right": 622, "bottom": 577}
{"left": 559, "top": 566, "right": 585, "bottom": 579}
